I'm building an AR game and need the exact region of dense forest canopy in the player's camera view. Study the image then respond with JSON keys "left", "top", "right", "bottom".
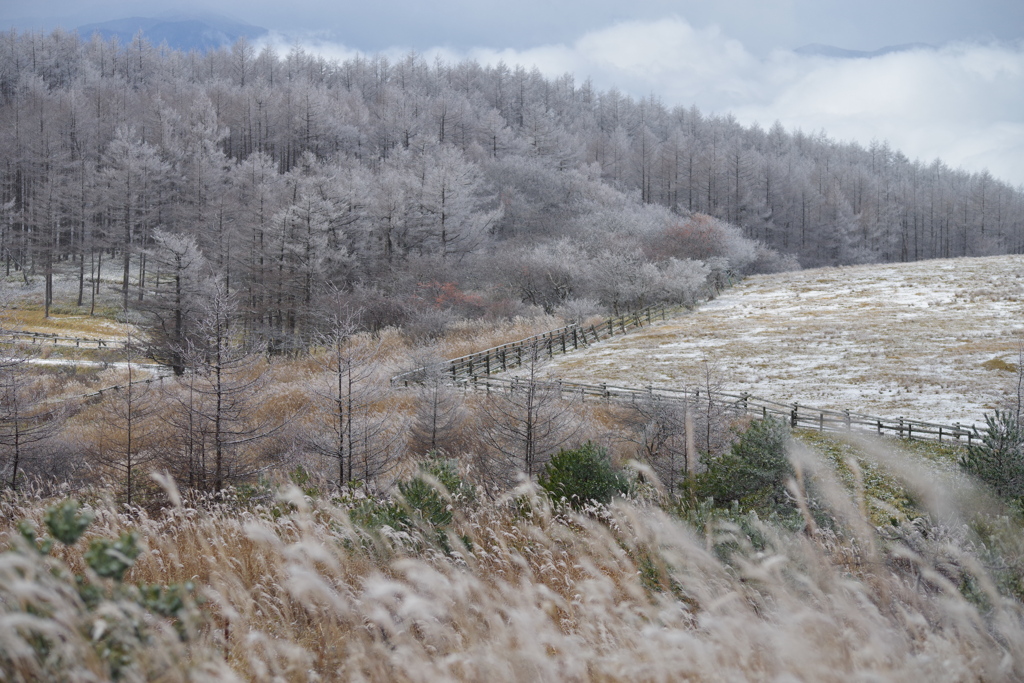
{"left": 1, "top": 29, "right": 1022, "bottom": 349}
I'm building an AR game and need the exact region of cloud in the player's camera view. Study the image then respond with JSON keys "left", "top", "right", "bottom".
{"left": 263, "top": 16, "right": 1024, "bottom": 186}
{"left": 732, "top": 42, "right": 1024, "bottom": 184}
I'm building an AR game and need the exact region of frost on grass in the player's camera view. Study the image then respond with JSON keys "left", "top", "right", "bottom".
{"left": 538, "top": 255, "right": 1024, "bottom": 427}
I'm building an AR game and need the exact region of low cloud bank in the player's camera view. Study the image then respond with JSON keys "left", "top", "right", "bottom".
{"left": 259, "top": 17, "right": 1024, "bottom": 185}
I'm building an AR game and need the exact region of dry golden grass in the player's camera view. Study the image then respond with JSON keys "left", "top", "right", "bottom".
{"left": 3, "top": 263, "right": 1023, "bottom": 679}
{"left": 1, "top": 307, "right": 130, "bottom": 340}
{"left": 2, "top": 453, "right": 1023, "bottom": 682}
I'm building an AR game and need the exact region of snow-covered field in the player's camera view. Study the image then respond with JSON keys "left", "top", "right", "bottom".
{"left": 536, "top": 255, "right": 1024, "bottom": 427}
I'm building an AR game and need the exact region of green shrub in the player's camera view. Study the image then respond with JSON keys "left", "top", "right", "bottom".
{"left": 693, "top": 417, "right": 792, "bottom": 512}
{"left": 84, "top": 532, "right": 141, "bottom": 581}
{"left": 961, "top": 410, "right": 1024, "bottom": 502}
{"left": 349, "top": 498, "right": 410, "bottom": 532}
{"left": 538, "top": 442, "right": 629, "bottom": 509}
{"left": 397, "top": 456, "right": 474, "bottom": 528}
{"left": 44, "top": 499, "right": 95, "bottom": 546}
{"left": 351, "top": 457, "right": 474, "bottom": 551}
{"left": 6, "top": 500, "right": 206, "bottom": 679}
{"left": 289, "top": 465, "right": 320, "bottom": 497}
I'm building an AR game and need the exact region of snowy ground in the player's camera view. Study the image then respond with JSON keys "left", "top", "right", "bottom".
{"left": 534, "top": 255, "right": 1024, "bottom": 428}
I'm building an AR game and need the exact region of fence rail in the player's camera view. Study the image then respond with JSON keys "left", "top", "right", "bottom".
{"left": 392, "top": 303, "right": 674, "bottom": 385}
{"left": 462, "top": 376, "right": 977, "bottom": 445}
{"left": 392, "top": 270, "right": 739, "bottom": 387}
{"left": 393, "top": 268, "right": 976, "bottom": 445}
{"left": 1, "top": 331, "right": 128, "bottom": 350}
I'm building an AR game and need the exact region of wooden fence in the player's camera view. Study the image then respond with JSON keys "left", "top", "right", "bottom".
{"left": 463, "top": 376, "right": 977, "bottom": 445}
{"left": 392, "top": 303, "right": 673, "bottom": 385}
{"left": 77, "top": 373, "right": 170, "bottom": 400}
{"left": 0, "top": 331, "right": 128, "bottom": 350}
{"left": 392, "top": 269, "right": 978, "bottom": 445}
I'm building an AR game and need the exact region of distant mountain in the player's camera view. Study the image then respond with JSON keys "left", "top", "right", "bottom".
{"left": 77, "top": 14, "right": 268, "bottom": 51}
{"left": 794, "top": 43, "right": 934, "bottom": 59}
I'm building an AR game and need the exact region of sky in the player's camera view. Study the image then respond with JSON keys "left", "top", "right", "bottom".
{"left": 5, "top": 0, "right": 1024, "bottom": 185}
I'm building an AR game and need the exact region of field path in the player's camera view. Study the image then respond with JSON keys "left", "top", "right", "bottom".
{"left": 533, "top": 255, "right": 1024, "bottom": 427}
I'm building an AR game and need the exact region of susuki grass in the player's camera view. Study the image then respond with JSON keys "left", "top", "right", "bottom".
{"left": 2, "top": 445, "right": 1023, "bottom": 682}
{"left": 3, "top": 260, "right": 1024, "bottom": 680}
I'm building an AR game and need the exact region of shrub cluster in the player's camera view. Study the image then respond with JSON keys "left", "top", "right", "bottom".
{"left": 693, "top": 417, "right": 793, "bottom": 513}
{"left": 4, "top": 500, "right": 213, "bottom": 680}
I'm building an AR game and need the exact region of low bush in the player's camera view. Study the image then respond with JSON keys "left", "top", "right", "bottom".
{"left": 693, "top": 417, "right": 793, "bottom": 513}
{"left": 961, "top": 410, "right": 1024, "bottom": 503}
{"left": 538, "top": 442, "right": 629, "bottom": 509}
{"left": 5, "top": 499, "right": 213, "bottom": 680}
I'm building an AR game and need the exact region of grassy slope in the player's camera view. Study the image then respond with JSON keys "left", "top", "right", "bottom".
{"left": 2, "top": 260, "right": 1024, "bottom": 680}
{"left": 535, "top": 255, "right": 1024, "bottom": 427}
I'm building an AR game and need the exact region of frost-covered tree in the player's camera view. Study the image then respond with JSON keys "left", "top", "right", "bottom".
{"left": 98, "top": 126, "right": 171, "bottom": 309}
{"left": 142, "top": 230, "right": 210, "bottom": 375}
{"left": 477, "top": 347, "right": 580, "bottom": 485}
{"left": 306, "top": 311, "right": 403, "bottom": 490}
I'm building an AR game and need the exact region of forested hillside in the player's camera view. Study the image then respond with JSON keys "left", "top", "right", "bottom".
{"left": 2, "top": 30, "right": 1022, "bottom": 351}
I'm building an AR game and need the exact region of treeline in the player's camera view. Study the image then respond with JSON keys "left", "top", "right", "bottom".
{"left": 5, "top": 30, "right": 1019, "bottom": 349}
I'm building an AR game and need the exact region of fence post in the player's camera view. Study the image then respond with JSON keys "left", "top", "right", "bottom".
{"left": 608, "top": 319, "right": 614, "bottom": 336}
{"left": 790, "top": 403, "right": 799, "bottom": 428}
{"left": 899, "top": 418, "right": 904, "bottom": 438}
{"left": 844, "top": 409, "right": 851, "bottom": 431}
{"left": 819, "top": 412, "right": 824, "bottom": 432}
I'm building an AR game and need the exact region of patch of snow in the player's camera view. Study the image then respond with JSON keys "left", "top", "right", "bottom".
{"left": 534, "top": 255, "right": 1024, "bottom": 428}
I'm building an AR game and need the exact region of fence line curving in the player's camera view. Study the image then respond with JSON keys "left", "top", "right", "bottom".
{"left": 461, "top": 376, "right": 977, "bottom": 445}
{"left": 392, "top": 303, "right": 676, "bottom": 386}
{"left": 392, "top": 270, "right": 978, "bottom": 445}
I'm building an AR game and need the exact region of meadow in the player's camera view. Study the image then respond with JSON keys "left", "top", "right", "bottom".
{"left": 1, "top": 258, "right": 1024, "bottom": 681}
{"left": 534, "top": 255, "right": 1024, "bottom": 427}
